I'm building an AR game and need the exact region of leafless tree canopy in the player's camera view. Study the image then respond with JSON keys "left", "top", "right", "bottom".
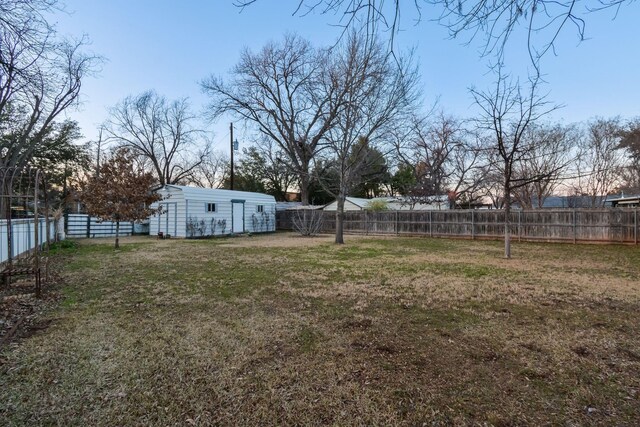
{"left": 511, "top": 123, "right": 577, "bottom": 208}
{"left": 201, "top": 35, "right": 339, "bottom": 204}
{"left": 190, "top": 149, "right": 229, "bottom": 189}
{"left": 617, "top": 118, "right": 640, "bottom": 194}
{"left": 252, "top": 137, "right": 298, "bottom": 200}
{"left": 105, "top": 91, "right": 210, "bottom": 187}
{"left": 0, "top": 0, "right": 99, "bottom": 169}
{"left": 234, "top": 0, "right": 634, "bottom": 66}
{"left": 394, "top": 112, "right": 486, "bottom": 207}
{"left": 571, "top": 117, "right": 627, "bottom": 207}
{"left": 471, "top": 67, "right": 559, "bottom": 257}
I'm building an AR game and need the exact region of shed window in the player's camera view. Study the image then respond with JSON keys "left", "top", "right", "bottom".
{"left": 206, "top": 203, "right": 217, "bottom": 213}
{"left": 257, "top": 205, "right": 264, "bottom": 213}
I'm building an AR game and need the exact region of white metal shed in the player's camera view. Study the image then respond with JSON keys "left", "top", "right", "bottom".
{"left": 149, "top": 185, "right": 276, "bottom": 238}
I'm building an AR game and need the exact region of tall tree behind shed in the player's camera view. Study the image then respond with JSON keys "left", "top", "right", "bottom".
{"left": 105, "top": 91, "right": 209, "bottom": 186}
{"left": 201, "top": 35, "right": 341, "bottom": 205}
{"left": 80, "top": 148, "right": 161, "bottom": 248}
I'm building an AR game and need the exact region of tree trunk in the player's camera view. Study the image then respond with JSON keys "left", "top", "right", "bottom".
{"left": 115, "top": 220, "right": 120, "bottom": 249}
{"left": 335, "top": 192, "right": 345, "bottom": 244}
{"left": 299, "top": 174, "right": 310, "bottom": 205}
{"left": 504, "top": 181, "right": 511, "bottom": 259}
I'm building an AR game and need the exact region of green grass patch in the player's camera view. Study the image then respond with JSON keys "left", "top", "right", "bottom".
{"left": 297, "top": 325, "right": 323, "bottom": 353}
{"left": 48, "top": 239, "right": 79, "bottom": 255}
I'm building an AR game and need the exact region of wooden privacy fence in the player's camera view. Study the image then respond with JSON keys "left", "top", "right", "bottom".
{"left": 277, "top": 208, "right": 640, "bottom": 244}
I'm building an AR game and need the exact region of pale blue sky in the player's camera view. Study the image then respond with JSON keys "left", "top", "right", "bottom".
{"left": 52, "top": 1, "right": 640, "bottom": 152}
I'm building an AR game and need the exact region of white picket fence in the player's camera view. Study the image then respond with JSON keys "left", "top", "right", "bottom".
{"left": 0, "top": 218, "right": 57, "bottom": 264}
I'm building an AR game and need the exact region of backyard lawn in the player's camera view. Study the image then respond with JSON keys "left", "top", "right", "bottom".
{"left": 1, "top": 233, "right": 639, "bottom": 426}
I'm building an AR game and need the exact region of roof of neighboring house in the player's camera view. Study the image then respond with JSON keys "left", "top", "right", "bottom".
{"left": 322, "top": 197, "right": 378, "bottom": 211}
{"left": 276, "top": 202, "right": 301, "bottom": 211}
{"left": 324, "top": 195, "right": 451, "bottom": 211}
{"left": 513, "top": 195, "right": 614, "bottom": 209}
{"left": 608, "top": 195, "right": 640, "bottom": 206}
{"left": 385, "top": 195, "right": 449, "bottom": 203}
{"left": 344, "top": 197, "right": 374, "bottom": 208}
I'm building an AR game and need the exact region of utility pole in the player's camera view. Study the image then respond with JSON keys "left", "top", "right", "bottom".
{"left": 229, "top": 123, "right": 239, "bottom": 190}
{"left": 230, "top": 122, "right": 234, "bottom": 190}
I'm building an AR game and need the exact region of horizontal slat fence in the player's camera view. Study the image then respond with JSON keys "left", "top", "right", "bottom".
{"left": 277, "top": 208, "right": 639, "bottom": 244}
{"left": 65, "top": 214, "right": 133, "bottom": 238}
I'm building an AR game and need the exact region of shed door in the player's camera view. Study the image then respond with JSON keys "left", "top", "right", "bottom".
{"left": 232, "top": 202, "right": 244, "bottom": 233}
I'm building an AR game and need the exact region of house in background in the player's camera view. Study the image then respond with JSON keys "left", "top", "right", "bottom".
{"left": 323, "top": 197, "right": 372, "bottom": 211}
{"left": 149, "top": 185, "right": 276, "bottom": 238}
{"left": 513, "top": 195, "right": 624, "bottom": 209}
{"left": 323, "top": 195, "right": 450, "bottom": 211}
{"left": 284, "top": 192, "right": 300, "bottom": 202}
{"left": 609, "top": 195, "right": 640, "bottom": 208}
{"left": 387, "top": 195, "right": 450, "bottom": 211}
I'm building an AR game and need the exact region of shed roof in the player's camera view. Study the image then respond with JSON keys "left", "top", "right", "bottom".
{"left": 162, "top": 185, "right": 276, "bottom": 203}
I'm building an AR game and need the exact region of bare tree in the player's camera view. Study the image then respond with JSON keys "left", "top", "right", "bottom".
{"left": 0, "top": 0, "right": 99, "bottom": 168}
{"left": 571, "top": 118, "right": 626, "bottom": 206}
{"left": 190, "top": 149, "right": 229, "bottom": 188}
{"left": 253, "top": 137, "right": 299, "bottom": 201}
{"left": 201, "top": 35, "right": 341, "bottom": 204}
{"left": 511, "top": 123, "right": 577, "bottom": 208}
{"left": 291, "top": 208, "right": 325, "bottom": 236}
{"left": 471, "top": 67, "right": 558, "bottom": 258}
{"left": 395, "top": 112, "right": 486, "bottom": 208}
{"left": 105, "top": 91, "right": 209, "bottom": 186}
{"left": 234, "top": 0, "right": 633, "bottom": 67}
{"left": 318, "top": 33, "right": 418, "bottom": 244}
{"left": 226, "top": 142, "right": 298, "bottom": 200}
{"left": 618, "top": 117, "right": 640, "bottom": 194}
{"left": 448, "top": 133, "right": 489, "bottom": 207}
{"left": 478, "top": 168, "right": 507, "bottom": 209}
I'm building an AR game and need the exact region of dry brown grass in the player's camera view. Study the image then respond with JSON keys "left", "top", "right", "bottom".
{"left": 1, "top": 232, "right": 639, "bottom": 426}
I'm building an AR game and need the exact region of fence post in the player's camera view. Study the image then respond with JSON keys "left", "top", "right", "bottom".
{"left": 573, "top": 209, "right": 577, "bottom": 244}
{"left": 86, "top": 214, "right": 91, "bottom": 238}
{"left": 518, "top": 211, "right": 522, "bottom": 242}
{"left": 429, "top": 211, "right": 433, "bottom": 238}
{"left": 364, "top": 210, "right": 368, "bottom": 235}
{"left": 471, "top": 209, "right": 475, "bottom": 240}
{"left": 635, "top": 207, "right": 638, "bottom": 245}
{"left": 395, "top": 210, "right": 399, "bottom": 235}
